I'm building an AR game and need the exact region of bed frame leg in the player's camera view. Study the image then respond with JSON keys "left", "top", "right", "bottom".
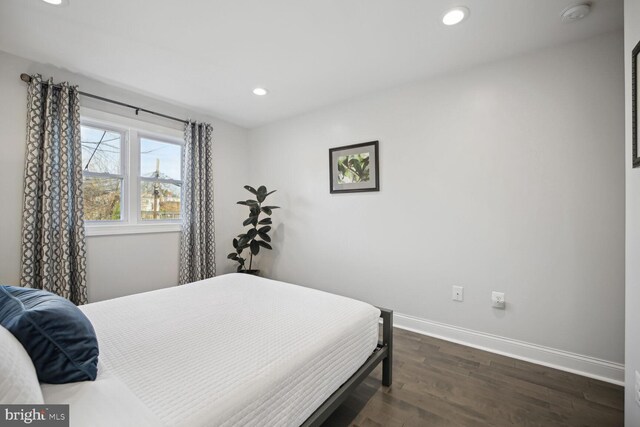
{"left": 380, "top": 308, "right": 393, "bottom": 387}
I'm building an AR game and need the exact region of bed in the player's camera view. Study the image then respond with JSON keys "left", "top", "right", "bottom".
{"left": 39, "top": 273, "right": 393, "bottom": 427}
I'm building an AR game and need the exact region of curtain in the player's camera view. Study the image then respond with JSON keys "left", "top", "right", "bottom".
{"left": 20, "top": 74, "right": 88, "bottom": 305}
{"left": 179, "top": 121, "right": 215, "bottom": 284}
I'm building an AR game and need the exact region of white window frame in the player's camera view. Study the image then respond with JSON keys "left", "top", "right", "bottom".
{"left": 81, "top": 108, "right": 184, "bottom": 237}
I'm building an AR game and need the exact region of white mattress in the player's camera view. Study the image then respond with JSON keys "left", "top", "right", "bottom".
{"left": 41, "top": 274, "right": 380, "bottom": 427}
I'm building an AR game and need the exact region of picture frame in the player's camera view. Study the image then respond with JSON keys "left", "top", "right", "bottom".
{"left": 329, "top": 140, "right": 379, "bottom": 193}
{"left": 633, "top": 39, "right": 640, "bottom": 168}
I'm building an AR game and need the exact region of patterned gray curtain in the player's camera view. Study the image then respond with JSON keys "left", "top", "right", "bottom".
{"left": 20, "top": 74, "right": 88, "bottom": 305}
{"left": 179, "top": 122, "right": 215, "bottom": 284}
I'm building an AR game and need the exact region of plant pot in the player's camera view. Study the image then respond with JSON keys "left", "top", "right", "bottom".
{"left": 240, "top": 269, "right": 260, "bottom": 276}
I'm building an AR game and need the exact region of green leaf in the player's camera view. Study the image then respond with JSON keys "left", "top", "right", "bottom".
{"left": 238, "top": 236, "right": 249, "bottom": 246}
{"left": 244, "top": 185, "right": 258, "bottom": 195}
{"left": 258, "top": 226, "right": 272, "bottom": 234}
{"left": 232, "top": 238, "right": 238, "bottom": 248}
{"left": 247, "top": 228, "right": 258, "bottom": 239}
{"left": 257, "top": 193, "right": 266, "bottom": 203}
{"left": 244, "top": 216, "right": 259, "bottom": 227}
{"left": 227, "top": 253, "right": 238, "bottom": 260}
{"left": 265, "top": 190, "right": 277, "bottom": 197}
{"left": 250, "top": 240, "right": 260, "bottom": 255}
{"left": 258, "top": 232, "right": 271, "bottom": 242}
{"left": 257, "top": 185, "right": 267, "bottom": 195}
{"left": 260, "top": 206, "right": 280, "bottom": 215}
{"left": 245, "top": 200, "right": 259, "bottom": 206}
{"left": 258, "top": 218, "right": 272, "bottom": 225}
{"left": 257, "top": 240, "right": 272, "bottom": 250}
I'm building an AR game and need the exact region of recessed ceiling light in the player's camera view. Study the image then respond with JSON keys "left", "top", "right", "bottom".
{"left": 253, "top": 87, "right": 268, "bottom": 96}
{"left": 442, "top": 6, "right": 469, "bottom": 26}
{"left": 561, "top": 4, "right": 591, "bottom": 23}
{"left": 41, "top": 0, "right": 63, "bottom": 5}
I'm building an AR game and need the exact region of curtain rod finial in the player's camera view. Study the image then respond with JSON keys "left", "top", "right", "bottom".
{"left": 20, "top": 73, "right": 32, "bottom": 83}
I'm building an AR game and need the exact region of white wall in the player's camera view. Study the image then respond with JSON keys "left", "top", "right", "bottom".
{"left": 0, "top": 50, "right": 249, "bottom": 302}
{"left": 625, "top": 0, "right": 640, "bottom": 422}
{"left": 248, "top": 32, "right": 625, "bottom": 367}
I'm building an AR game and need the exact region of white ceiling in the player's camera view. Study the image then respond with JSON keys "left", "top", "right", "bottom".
{"left": 0, "top": 0, "right": 623, "bottom": 128}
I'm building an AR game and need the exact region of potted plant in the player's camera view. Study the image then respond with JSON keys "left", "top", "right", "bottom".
{"left": 227, "top": 185, "right": 279, "bottom": 274}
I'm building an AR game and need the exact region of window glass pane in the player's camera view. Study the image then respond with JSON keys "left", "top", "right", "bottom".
{"left": 81, "top": 125, "right": 121, "bottom": 174}
{"left": 140, "top": 138, "right": 181, "bottom": 181}
{"left": 140, "top": 181, "right": 181, "bottom": 220}
{"left": 83, "top": 177, "right": 122, "bottom": 221}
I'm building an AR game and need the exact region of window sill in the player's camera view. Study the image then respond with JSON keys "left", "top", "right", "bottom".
{"left": 85, "top": 223, "right": 181, "bottom": 237}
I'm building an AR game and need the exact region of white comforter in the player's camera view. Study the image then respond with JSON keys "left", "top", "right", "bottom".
{"left": 41, "top": 274, "right": 380, "bottom": 427}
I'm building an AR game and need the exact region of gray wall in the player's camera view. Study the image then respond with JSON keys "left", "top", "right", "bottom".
{"left": 625, "top": 0, "right": 640, "bottom": 422}
{"left": 248, "top": 32, "right": 625, "bottom": 365}
{"left": 0, "top": 50, "right": 249, "bottom": 302}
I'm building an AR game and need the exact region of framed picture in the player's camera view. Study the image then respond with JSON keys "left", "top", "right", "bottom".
{"left": 329, "top": 141, "right": 379, "bottom": 193}
{"left": 634, "top": 39, "right": 640, "bottom": 168}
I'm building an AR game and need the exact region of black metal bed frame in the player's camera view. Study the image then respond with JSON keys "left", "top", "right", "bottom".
{"left": 300, "top": 307, "right": 393, "bottom": 427}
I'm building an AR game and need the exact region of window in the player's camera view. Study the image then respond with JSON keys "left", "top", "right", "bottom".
{"left": 80, "top": 110, "right": 183, "bottom": 236}
{"left": 139, "top": 138, "right": 182, "bottom": 220}
{"left": 81, "top": 125, "right": 125, "bottom": 221}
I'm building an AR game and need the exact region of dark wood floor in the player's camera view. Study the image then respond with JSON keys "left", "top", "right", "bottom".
{"left": 322, "top": 328, "right": 623, "bottom": 427}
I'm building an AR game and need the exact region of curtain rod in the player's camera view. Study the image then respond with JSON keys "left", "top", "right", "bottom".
{"left": 20, "top": 73, "right": 189, "bottom": 126}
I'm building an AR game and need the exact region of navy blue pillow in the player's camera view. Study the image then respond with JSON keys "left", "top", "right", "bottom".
{"left": 0, "top": 286, "right": 99, "bottom": 384}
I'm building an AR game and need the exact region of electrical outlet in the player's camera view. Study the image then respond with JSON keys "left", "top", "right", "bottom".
{"left": 452, "top": 286, "right": 464, "bottom": 302}
{"left": 635, "top": 370, "right": 640, "bottom": 407}
{"left": 492, "top": 291, "right": 505, "bottom": 309}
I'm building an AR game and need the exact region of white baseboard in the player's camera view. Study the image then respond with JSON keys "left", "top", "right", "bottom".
{"left": 394, "top": 312, "right": 624, "bottom": 386}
